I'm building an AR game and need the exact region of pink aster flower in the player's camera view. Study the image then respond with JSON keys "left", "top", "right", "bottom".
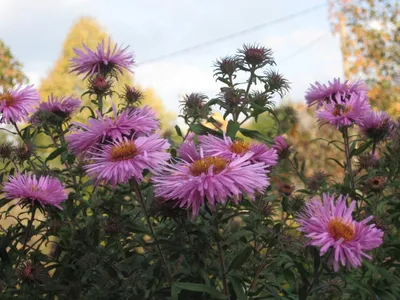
{"left": 0, "top": 85, "right": 40, "bottom": 124}
{"left": 296, "top": 193, "right": 383, "bottom": 271}
{"left": 3, "top": 173, "right": 67, "bottom": 209}
{"left": 305, "top": 78, "right": 368, "bottom": 107}
{"left": 70, "top": 37, "right": 134, "bottom": 78}
{"left": 272, "top": 135, "right": 290, "bottom": 159}
{"left": 39, "top": 94, "right": 81, "bottom": 117}
{"left": 199, "top": 134, "right": 278, "bottom": 167}
{"left": 177, "top": 133, "right": 200, "bottom": 162}
{"left": 84, "top": 135, "right": 170, "bottom": 186}
{"left": 153, "top": 151, "right": 270, "bottom": 216}
{"left": 317, "top": 93, "right": 370, "bottom": 128}
{"left": 66, "top": 105, "right": 159, "bottom": 155}
{"left": 359, "top": 110, "right": 394, "bottom": 141}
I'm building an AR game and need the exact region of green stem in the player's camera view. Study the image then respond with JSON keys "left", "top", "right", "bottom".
{"left": 98, "top": 94, "right": 103, "bottom": 116}
{"left": 16, "top": 206, "right": 36, "bottom": 266}
{"left": 131, "top": 180, "right": 173, "bottom": 284}
{"left": 213, "top": 214, "right": 229, "bottom": 297}
{"left": 288, "top": 158, "right": 307, "bottom": 185}
{"left": 342, "top": 127, "right": 356, "bottom": 193}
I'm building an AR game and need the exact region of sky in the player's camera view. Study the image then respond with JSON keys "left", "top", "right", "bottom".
{"left": 0, "top": 0, "right": 344, "bottom": 114}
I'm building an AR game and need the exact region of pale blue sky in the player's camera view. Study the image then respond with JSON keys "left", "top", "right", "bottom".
{"left": 0, "top": 0, "right": 344, "bottom": 113}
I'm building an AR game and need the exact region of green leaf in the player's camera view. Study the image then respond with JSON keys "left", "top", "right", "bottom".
{"left": 223, "top": 230, "right": 253, "bottom": 245}
{"left": 229, "top": 275, "right": 246, "bottom": 300}
{"left": 228, "top": 246, "right": 252, "bottom": 271}
{"left": 226, "top": 120, "right": 240, "bottom": 139}
{"left": 45, "top": 146, "right": 67, "bottom": 163}
{"left": 238, "top": 128, "right": 273, "bottom": 144}
{"left": 326, "top": 158, "right": 344, "bottom": 168}
{"left": 146, "top": 187, "right": 154, "bottom": 208}
{"left": 189, "top": 123, "right": 222, "bottom": 137}
{"left": 171, "top": 282, "right": 227, "bottom": 300}
{"left": 350, "top": 140, "right": 373, "bottom": 157}
{"left": 175, "top": 125, "right": 183, "bottom": 137}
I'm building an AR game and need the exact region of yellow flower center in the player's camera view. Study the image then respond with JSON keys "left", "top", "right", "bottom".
{"left": 0, "top": 92, "right": 15, "bottom": 106}
{"left": 230, "top": 140, "right": 251, "bottom": 154}
{"left": 333, "top": 104, "right": 352, "bottom": 116}
{"left": 109, "top": 141, "right": 138, "bottom": 162}
{"left": 190, "top": 157, "right": 228, "bottom": 176}
{"left": 327, "top": 218, "right": 355, "bottom": 242}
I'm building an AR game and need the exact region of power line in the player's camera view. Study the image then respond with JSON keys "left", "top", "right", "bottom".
{"left": 280, "top": 32, "right": 330, "bottom": 63}
{"left": 137, "top": 3, "right": 327, "bottom": 66}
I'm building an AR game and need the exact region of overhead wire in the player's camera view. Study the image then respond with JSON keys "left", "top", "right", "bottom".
{"left": 137, "top": 3, "right": 327, "bottom": 66}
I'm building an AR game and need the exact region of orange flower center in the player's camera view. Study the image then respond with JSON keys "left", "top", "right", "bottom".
{"left": 0, "top": 92, "right": 15, "bottom": 106}
{"left": 110, "top": 141, "right": 138, "bottom": 162}
{"left": 190, "top": 157, "right": 228, "bottom": 176}
{"left": 327, "top": 218, "right": 355, "bottom": 242}
{"left": 230, "top": 140, "right": 251, "bottom": 154}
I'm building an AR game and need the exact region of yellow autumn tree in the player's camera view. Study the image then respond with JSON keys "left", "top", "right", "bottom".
{"left": 39, "top": 16, "right": 175, "bottom": 129}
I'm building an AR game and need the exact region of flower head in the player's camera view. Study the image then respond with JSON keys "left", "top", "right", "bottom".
{"left": 153, "top": 151, "right": 270, "bottom": 216}
{"left": 123, "top": 85, "right": 143, "bottom": 105}
{"left": 84, "top": 135, "right": 170, "bottom": 186}
{"left": 180, "top": 93, "right": 210, "bottom": 121}
{"left": 357, "top": 152, "right": 379, "bottom": 170}
{"left": 296, "top": 193, "right": 383, "bottom": 271}
{"left": 213, "top": 56, "right": 238, "bottom": 77}
{"left": 359, "top": 110, "right": 393, "bottom": 142}
{"left": 66, "top": 105, "right": 159, "bottom": 155}
{"left": 0, "top": 85, "right": 39, "bottom": 124}
{"left": 16, "top": 261, "right": 48, "bottom": 283}
{"left": 199, "top": 134, "right": 278, "bottom": 167}
{"left": 305, "top": 78, "right": 368, "bottom": 107}
{"left": 307, "top": 170, "right": 328, "bottom": 192}
{"left": 3, "top": 173, "right": 67, "bottom": 209}
{"left": 39, "top": 94, "right": 81, "bottom": 115}
{"left": 317, "top": 93, "right": 370, "bottom": 128}
{"left": 237, "top": 44, "right": 274, "bottom": 67}
{"left": 88, "top": 75, "right": 113, "bottom": 95}
{"left": 70, "top": 38, "right": 134, "bottom": 78}
{"left": 278, "top": 181, "right": 295, "bottom": 196}
{"left": 272, "top": 135, "right": 290, "bottom": 159}
{"left": 177, "top": 133, "right": 200, "bottom": 162}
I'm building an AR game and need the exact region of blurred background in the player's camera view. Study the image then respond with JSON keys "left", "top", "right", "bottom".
{"left": 1, "top": 0, "right": 399, "bottom": 173}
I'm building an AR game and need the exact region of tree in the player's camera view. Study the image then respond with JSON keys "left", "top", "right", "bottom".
{"left": 330, "top": 0, "right": 400, "bottom": 115}
{"left": 39, "top": 17, "right": 175, "bottom": 128}
{"left": 0, "top": 40, "right": 28, "bottom": 91}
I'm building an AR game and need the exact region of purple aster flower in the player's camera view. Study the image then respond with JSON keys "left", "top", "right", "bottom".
{"left": 359, "top": 110, "right": 394, "bottom": 142}
{"left": 39, "top": 94, "right": 81, "bottom": 117}
{"left": 317, "top": 93, "right": 370, "bottom": 128}
{"left": 3, "top": 173, "right": 67, "bottom": 209}
{"left": 199, "top": 134, "right": 278, "bottom": 167}
{"left": 70, "top": 38, "right": 134, "bottom": 78}
{"left": 66, "top": 105, "right": 159, "bottom": 155}
{"left": 84, "top": 135, "right": 170, "bottom": 186}
{"left": 296, "top": 193, "right": 383, "bottom": 271}
{"left": 153, "top": 151, "right": 270, "bottom": 217}
{"left": 177, "top": 133, "right": 200, "bottom": 162}
{"left": 0, "top": 85, "right": 39, "bottom": 124}
{"left": 272, "top": 135, "right": 290, "bottom": 159}
{"left": 305, "top": 78, "right": 368, "bottom": 107}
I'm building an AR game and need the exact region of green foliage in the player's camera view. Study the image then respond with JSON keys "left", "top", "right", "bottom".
{"left": 0, "top": 40, "right": 28, "bottom": 91}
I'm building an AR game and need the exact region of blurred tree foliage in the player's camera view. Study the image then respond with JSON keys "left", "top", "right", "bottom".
{"left": 247, "top": 102, "right": 343, "bottom": 185}
{"left": 39, "top": 17, "right": 175, "bottom": 128}
{"left": 0, "top": 40, "right": 28, "bottom": 91}
{"left": 330, "top": 0, "right": 400, "bottom": 115}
